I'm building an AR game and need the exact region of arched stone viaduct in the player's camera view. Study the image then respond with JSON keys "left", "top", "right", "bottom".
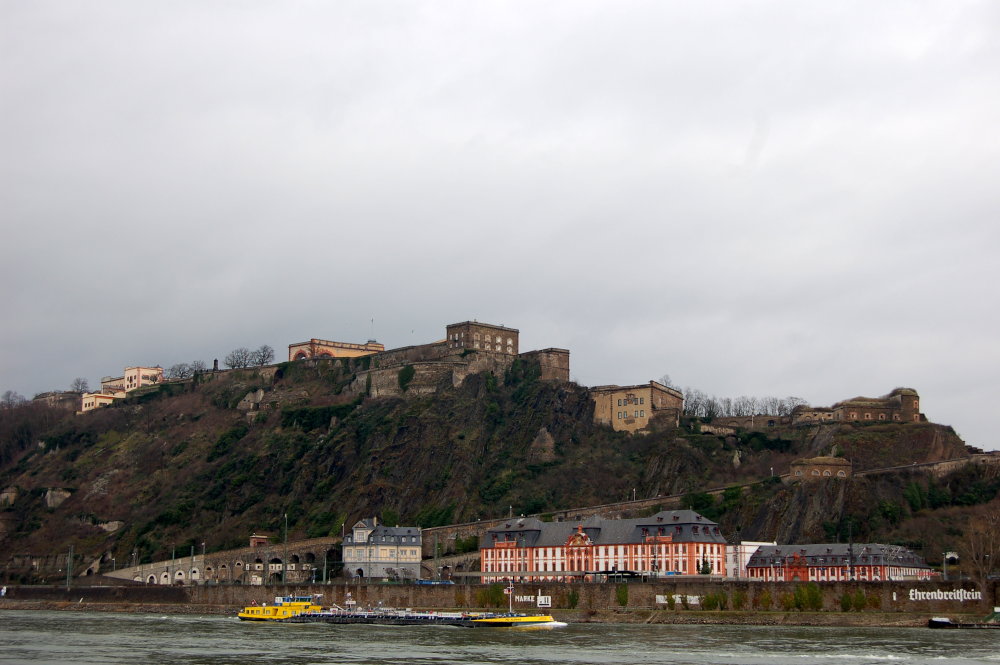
{"left": 106, "top": 537, "right": 343, "bottom": 586}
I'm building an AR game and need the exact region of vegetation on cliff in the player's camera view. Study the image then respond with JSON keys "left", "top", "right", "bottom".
{"left": 0, "top": 358, "right": 995, "bottom": 582}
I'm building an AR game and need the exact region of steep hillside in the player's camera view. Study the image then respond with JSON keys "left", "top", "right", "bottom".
{"left": 0, "top": 357, "right": 991, "bottom": 582}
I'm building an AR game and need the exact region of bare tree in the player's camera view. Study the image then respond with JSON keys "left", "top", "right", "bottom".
{"left": 1, "top": 390, "right": 27, "bottom": 409}
{"left": 190, "top": 360, "right": 207, "bottom": 374}
{"left": 658, "top": 374, "right": 677, "bottom": 389}
{"left": 224, "top": 347, "right": 253, "bottom": 369}
{"left": 251, "top": 345, "right": 275, "bottom": 367}
{"left": 165, "top": 363, "right": 192, "bottom": 379}
{"left": 960, "top": 507, "right": 1000, "bottom": 589}
{"left": 69, "top": 377, "right": 90, "bottom": 393}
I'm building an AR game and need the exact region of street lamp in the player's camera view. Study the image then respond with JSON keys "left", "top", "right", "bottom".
{"left": 283, "top": 513, "right": 288, "bottom": 584}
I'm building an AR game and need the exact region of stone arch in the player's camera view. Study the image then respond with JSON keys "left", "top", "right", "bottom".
{"left": 147, "top": 575, "right": 156, "bottom": 584}
{"left": 291, "top": 554, "right": 300, "bottom": 564}
{"left": 160, "top": 572, "right": 170, "bottom": 584}
{"left": 293, "top": 352, "right": 308, "bottom": 361}
{"left": 823, "top": 470, "right": 831, "bottom": 477}
{"left": 190, "top": 568, "right": 200, "bottom": 581}
{"left": 305, "top": 552, "right": 316, "bottom": 564}
{"left": 269, "top": 572, "right": 282, "bottom": 583}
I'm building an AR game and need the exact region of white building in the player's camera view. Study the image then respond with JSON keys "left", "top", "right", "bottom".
{"left": 342, "top": 517, "right": 422, "bottom": 580}
{"left": 725, "top": 541, "right": 776, "bottom": 579}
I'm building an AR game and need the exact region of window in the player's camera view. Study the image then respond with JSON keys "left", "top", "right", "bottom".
{"left": 864, "top": 413, "right": 872, "bottom": 420}
{"left": 640, "top": 410, "right": 645, "bottom": 417}
{"left": 618, "top": 399, "right": 622, "bottom": 406}
{"left": 837, "top": 470, "right": 846, "bottom": 477}
{"left": 811, "top": 470, "right": 820, "bottom": 476}
{"left": 878, "top": 413, "right": 885, "bottom": 420}
{"left": 634, "top": 410, "right": 639, "bottom": 418}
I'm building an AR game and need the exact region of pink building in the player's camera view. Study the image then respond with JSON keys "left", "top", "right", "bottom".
{"left": 480, "top": 511, "right": 727, "bottom": 583}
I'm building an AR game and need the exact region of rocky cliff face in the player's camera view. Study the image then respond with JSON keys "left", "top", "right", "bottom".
{"left": 0, "top": 358, "right": 989, "bottom": 582}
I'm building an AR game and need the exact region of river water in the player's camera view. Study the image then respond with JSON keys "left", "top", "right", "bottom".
{"left": 0, "top": 610, "right": 997, "bottom": 665}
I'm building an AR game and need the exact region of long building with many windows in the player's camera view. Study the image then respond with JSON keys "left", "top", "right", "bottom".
{"left": 480, "top": 511, "right": 727, "bottom": 582}
{"left": 746, "top": 543, "right": 933, "bottom": 582}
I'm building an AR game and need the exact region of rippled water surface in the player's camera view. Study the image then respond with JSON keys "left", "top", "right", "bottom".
{"left": 1, "top": 611, "right": 998, "bottom": 665}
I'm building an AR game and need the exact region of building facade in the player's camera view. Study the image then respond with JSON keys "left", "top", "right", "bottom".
{"left": 590, "top": 381, "right": 684, "bottom": 433}
{"left": 100, "top": 366, "right": 163, "bottom": 393}
{"left": 80, "top": 391, "right": 125, "bottom": 412}
{"left": 480, "top": 511, "right": 726, "bottom": 582}
{"left": 746, "top": 544, "right": 933, "bottom": 582}
{"left": 81, "top": 365, "right": 163, "bottom": 413}
{"left": 32, "top": 391, "right": 83, "bottom": 411}
{"left": 445, "top": 321, "right": 519, "bottom": 355}
{"left": 725, "top": 541, "right": 776, "bottom": 579}
{"left": 830, "top": 388, "right": 923, "bottom": 423}
{"left": 789, "top": 456, "right": 852, "bottom": 480}
{"left": 342, "top": 517, "right": 422, "bottom": 580}
{"left": 287, "top": 338, "right": 385, "bottom": 361}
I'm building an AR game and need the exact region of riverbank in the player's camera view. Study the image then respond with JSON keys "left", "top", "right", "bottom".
{"left": 0, "top": 598, "right": 978, "bottom": 627}
{"left": 2, "top": 578, "right": 994, "bottom": 628}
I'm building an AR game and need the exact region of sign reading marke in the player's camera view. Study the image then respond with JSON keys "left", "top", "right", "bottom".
{"left": 514, "top": 594, "right": 552, "bottom": 608}
{"left": 908, "top": 588, "right": 982, "bottom": 602}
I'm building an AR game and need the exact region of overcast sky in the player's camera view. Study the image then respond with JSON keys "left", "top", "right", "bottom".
{"left": 2, "top": 1, "right": 998, "bottom": 450}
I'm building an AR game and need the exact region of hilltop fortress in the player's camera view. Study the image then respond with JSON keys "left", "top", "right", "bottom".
{"left": 287, "top": 321, "right": 570, "bottom": 398}
{"left": 712, "top": 387, "right": 926, "bottom": 432}
{"left": 69, "top": 319, "right": 931, "bottom": 436}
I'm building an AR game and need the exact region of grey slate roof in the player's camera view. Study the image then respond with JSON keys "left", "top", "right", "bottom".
{"left": 344, "top": 518, "right": 421, "bottom": 545}
{"left": 483, "top": 510, "right": 727, "bottom": 548}
{"left": 747, "top": 543, "right": 928, "bottom": 568}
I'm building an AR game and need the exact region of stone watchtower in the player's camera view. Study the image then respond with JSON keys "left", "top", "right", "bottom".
{"left": 891, "top": 388, "right": 921, "bottom": 423}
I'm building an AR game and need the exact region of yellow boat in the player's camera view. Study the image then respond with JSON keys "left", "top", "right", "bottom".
{"left": 469, "top": 613, "right": 560, "bottom": 628}
{"left": 238, "top": 595, "right": 323, "bottom": 621}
